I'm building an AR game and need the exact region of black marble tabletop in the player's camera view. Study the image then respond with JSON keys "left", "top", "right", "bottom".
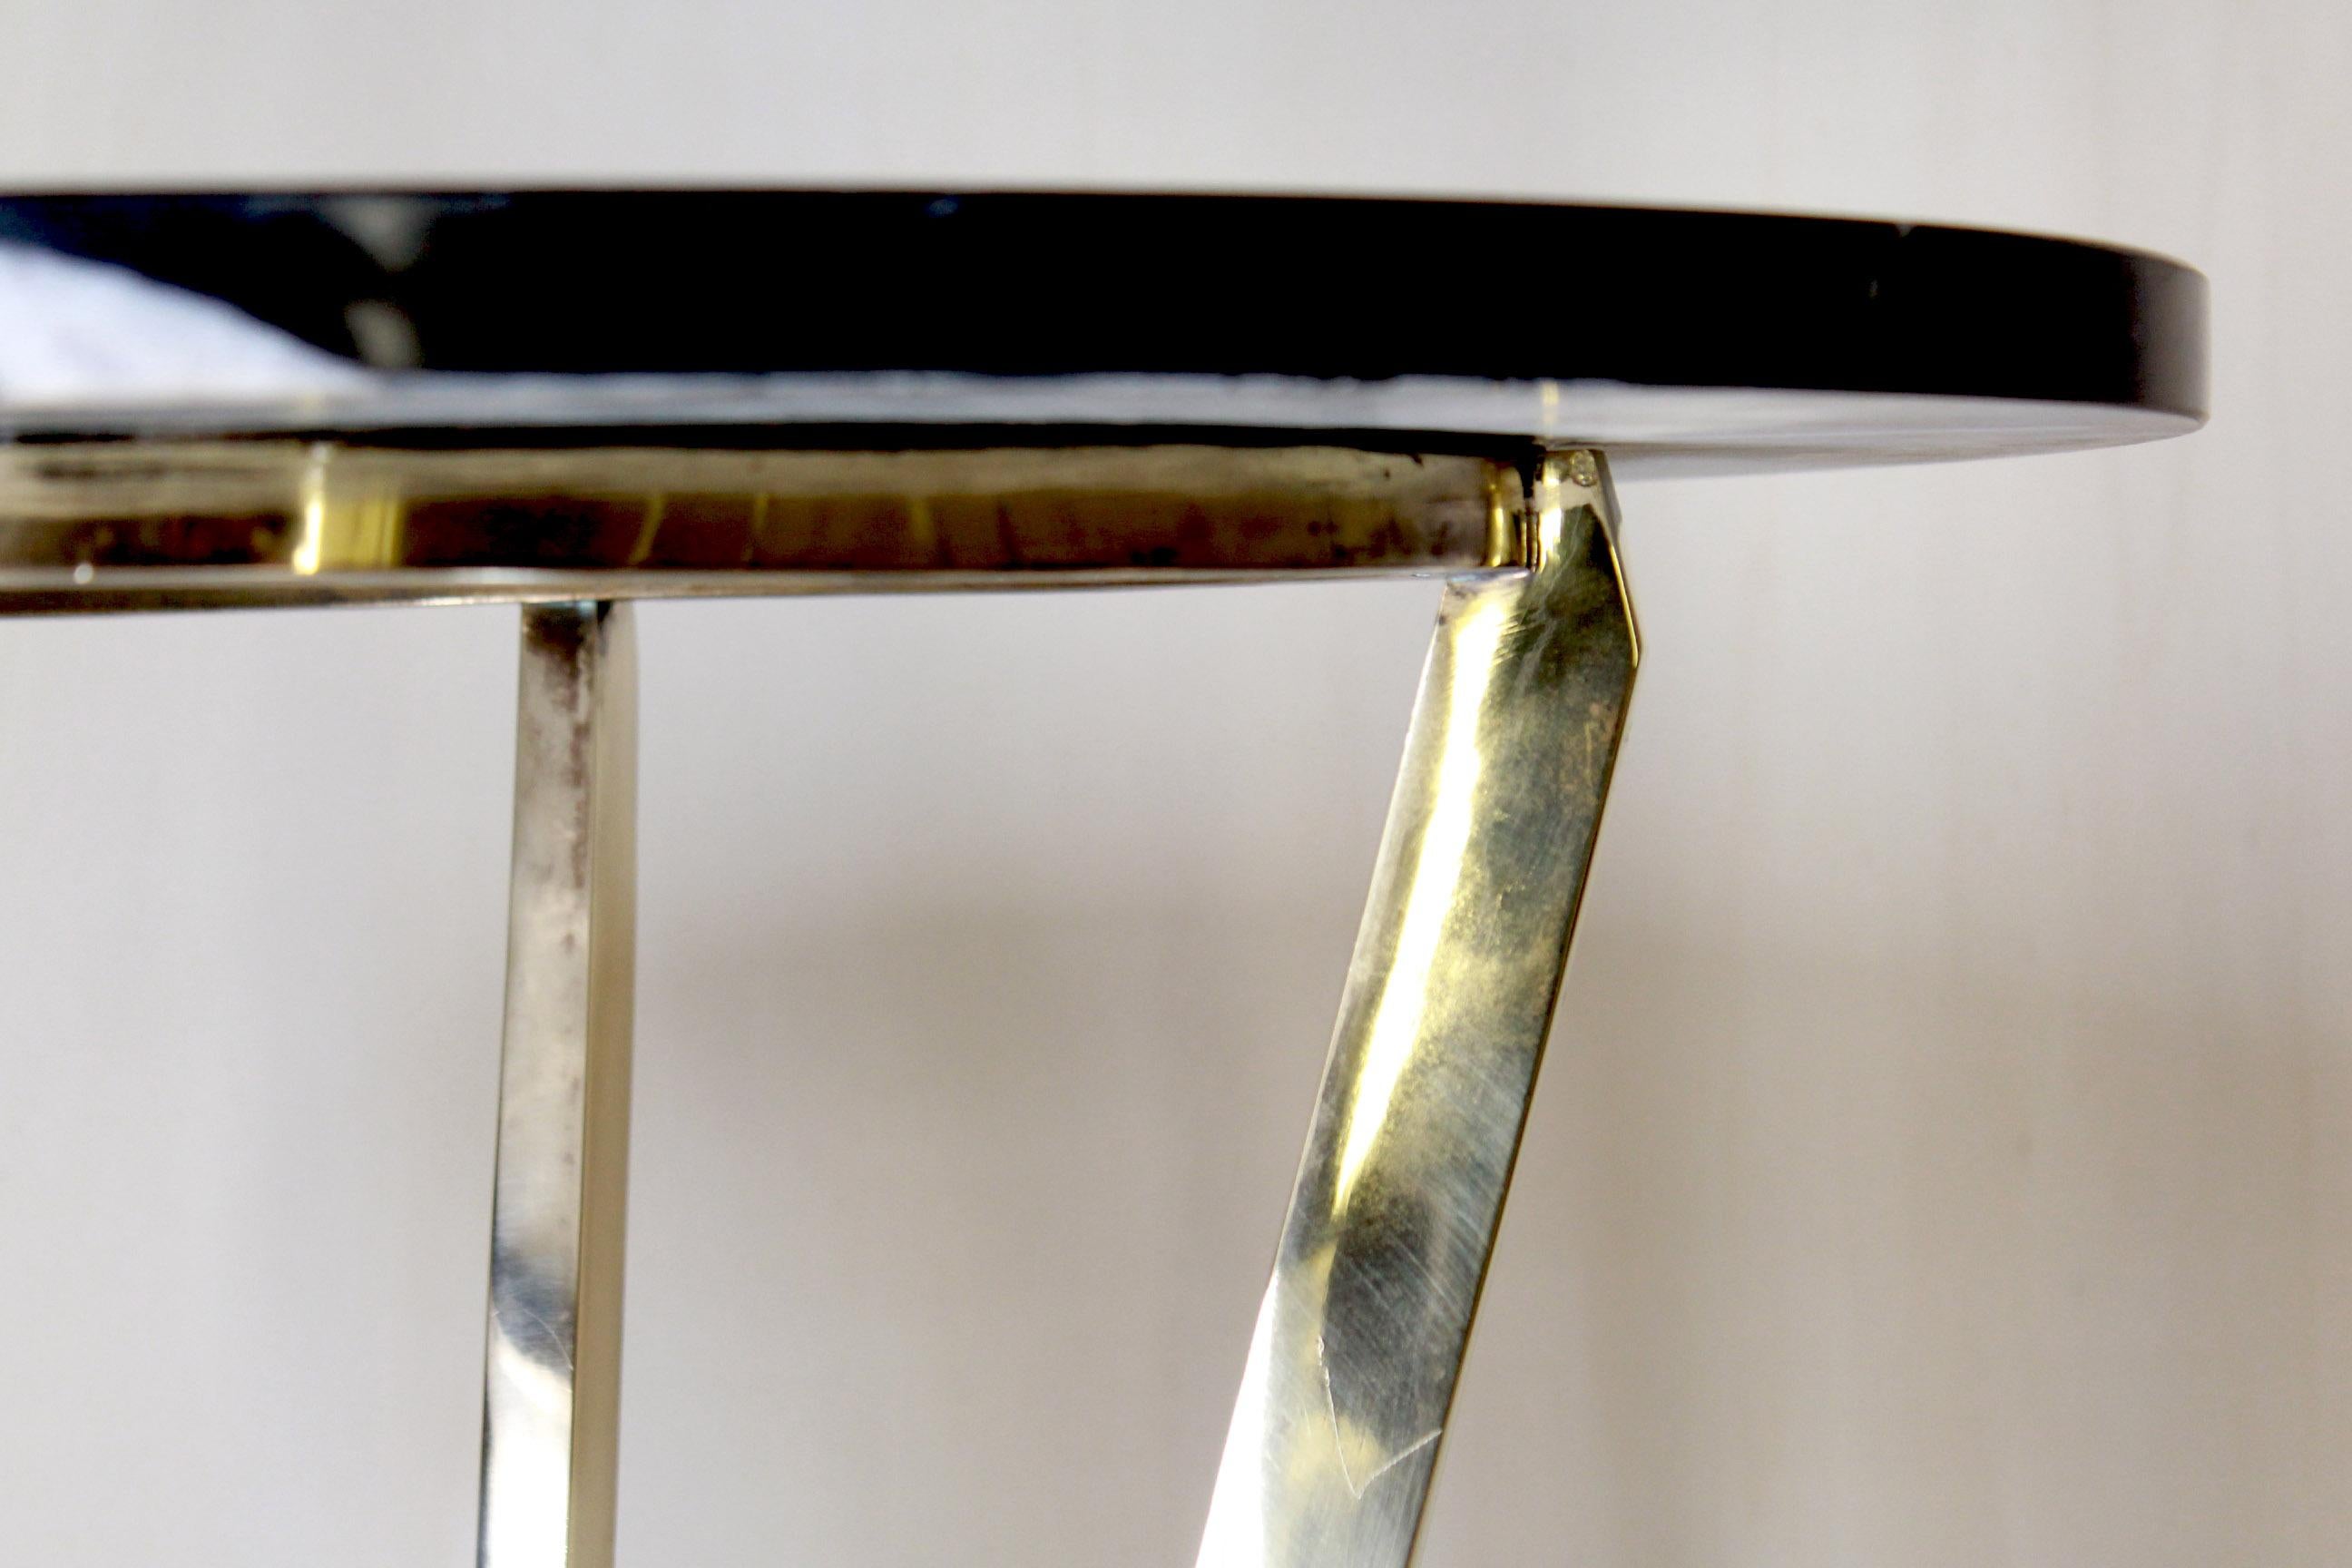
{"left": 0, "top": 191, "right": 2206, "bottom": 475}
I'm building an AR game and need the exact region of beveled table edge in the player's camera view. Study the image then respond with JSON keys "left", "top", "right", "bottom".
{"left": 0, "top": 190, "right": 2210, "bottom": 445}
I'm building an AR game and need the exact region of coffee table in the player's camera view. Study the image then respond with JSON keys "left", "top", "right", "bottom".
{"left": 0, "top": 191, "right": 2207, "bottom": 1568}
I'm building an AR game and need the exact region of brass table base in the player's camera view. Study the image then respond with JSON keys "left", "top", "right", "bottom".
{"left": 5, "top": 441, "right": 1634, "bottom": 1568}
{"left": 455, "top": 450, "right": 1634, "bottom": 1568}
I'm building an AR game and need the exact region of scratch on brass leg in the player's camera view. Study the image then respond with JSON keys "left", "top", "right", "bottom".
{"left": 1318, "top": 1334, "right": 1443, "bottom": 1500}
{"left": 495, "top": 1297, "right": 575, "bottom": 1375}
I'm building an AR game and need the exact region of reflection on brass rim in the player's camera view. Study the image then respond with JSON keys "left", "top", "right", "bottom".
{"left": 0, "top": 440, "right": 1529, "bottom": 613}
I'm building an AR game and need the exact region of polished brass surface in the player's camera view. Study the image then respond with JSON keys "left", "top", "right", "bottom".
{"left": 479, "top": 603, "right": 637, "bottom": 1568}
{"left": 0, "top": 440, "right": 1520, "bottom": 612}
{"left": 1196, "top": 451, "right": 1638, "bottom": 1568}
{"left": 5, "top": 435, "right": 1634, "bottom": 1563}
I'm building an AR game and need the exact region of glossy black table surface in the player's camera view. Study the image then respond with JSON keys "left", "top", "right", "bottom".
{"left": 0, "top": 191, "right": 2206, "bottom": 475}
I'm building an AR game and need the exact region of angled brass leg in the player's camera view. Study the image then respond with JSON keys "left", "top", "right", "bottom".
{"left": 478, "top": 603, "right": 639, "bottom": 1568}
{"left": 1196, "top": 452, "right": 1638, "bottom": 1568}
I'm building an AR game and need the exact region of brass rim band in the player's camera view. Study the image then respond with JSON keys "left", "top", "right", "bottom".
{"left": 0, "top": 439, "right": 1531, "bottom": 613}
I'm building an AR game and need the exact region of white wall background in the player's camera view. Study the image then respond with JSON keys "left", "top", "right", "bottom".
{"left": 0, "top": 2, "right": 2343, "bottom": 1564}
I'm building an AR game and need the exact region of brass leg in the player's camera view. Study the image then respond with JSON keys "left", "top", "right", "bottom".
{"left": 478, "top": 603, "right": 638, "bottom": 1568}
{"left": 1195, "top": 452, "right": 1638, "bottom": 1568}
